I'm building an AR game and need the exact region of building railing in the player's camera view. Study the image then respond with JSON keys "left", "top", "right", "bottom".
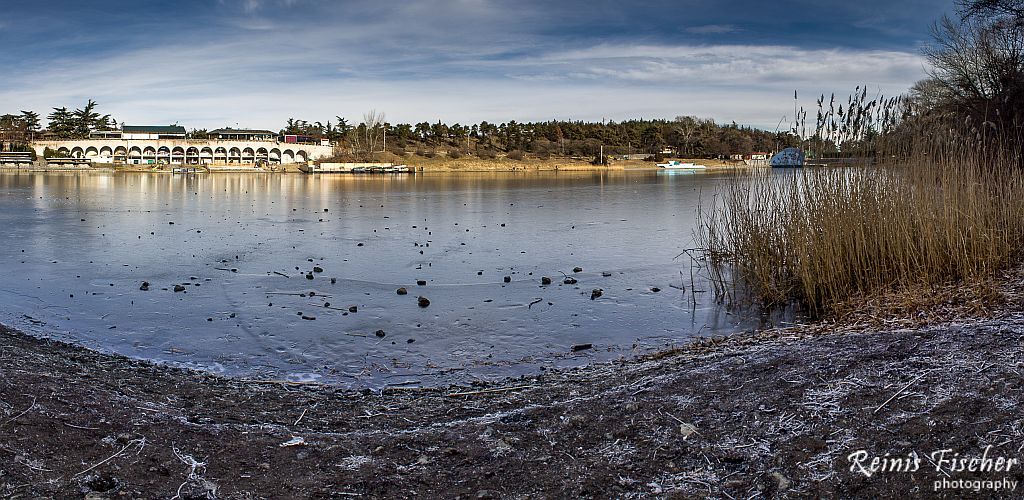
{"left": 54, "top": 137, "right": 330, "bottom": 147}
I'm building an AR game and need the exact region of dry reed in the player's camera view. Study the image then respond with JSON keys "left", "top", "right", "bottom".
{"left": 698, "top": 93, "right": 1024, "bottom": 317}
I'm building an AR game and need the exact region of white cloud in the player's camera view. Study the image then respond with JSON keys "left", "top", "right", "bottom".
{"left": 0, "top": 19, "right": 929, "bottom": 131}
{"left": 686, "top": 24, "right": 740, "bottom": 34}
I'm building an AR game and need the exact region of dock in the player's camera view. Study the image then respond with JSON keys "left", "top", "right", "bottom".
{"left": 299, "top": 162, "right": 417, "bottom": 174}
{"left": 172, "top": 167, "right": 203, "bottom": 174}
{"left": 44, "top": 158, "right": 94, "bottom": 169}
{"left": 0, "top": 152, "right": 36, "bottom": 168}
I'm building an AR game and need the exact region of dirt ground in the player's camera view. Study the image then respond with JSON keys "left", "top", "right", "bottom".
{"left": 2, "top": 315, "right": 1024, "bottom": 499}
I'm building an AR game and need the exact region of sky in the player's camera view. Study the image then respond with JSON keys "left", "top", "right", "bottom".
{"left": 0, "top": 0, "right": 954, "bottom": 130}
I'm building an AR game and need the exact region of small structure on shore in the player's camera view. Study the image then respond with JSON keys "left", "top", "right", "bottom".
{"left": 0, "top": 151, "right": 35, "bottom": 167}
{"left": 209, "top": 128, "right": 277, "bottom": 141}
{"left": 44, "top": 158, "right": 93, "bottom": 169}
{"left": 300, "top": 162, "right": 416, "bottom": 174}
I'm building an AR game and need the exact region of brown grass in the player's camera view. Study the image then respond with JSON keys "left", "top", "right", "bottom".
{"left": 698, "top": 128, "right": 1024, "bottom": 317}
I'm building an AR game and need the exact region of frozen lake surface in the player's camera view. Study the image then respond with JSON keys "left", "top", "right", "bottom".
{"left": 0, "top": 170, "right": 767, "bottom": 387}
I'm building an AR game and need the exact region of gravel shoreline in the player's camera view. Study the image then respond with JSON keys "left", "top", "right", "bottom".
{"left": 2, "top": 316, "right": 1024, "bottom": 498}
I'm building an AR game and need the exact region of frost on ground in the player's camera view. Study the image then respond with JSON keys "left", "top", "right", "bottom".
{"left": 2, "top": 315, "right": 1024, "bottom": 498}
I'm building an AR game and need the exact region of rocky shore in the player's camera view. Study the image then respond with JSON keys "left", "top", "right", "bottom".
{"left": 2, "top": 316, "right": 1024, "bottom": 498}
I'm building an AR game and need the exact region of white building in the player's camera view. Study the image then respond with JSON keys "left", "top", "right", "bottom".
{"left": 122, "top": 125, "right": 187, "bottom": 140}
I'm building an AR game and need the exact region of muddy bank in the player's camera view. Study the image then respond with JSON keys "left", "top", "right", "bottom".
{"left": 2, "top": 317, "right": 1024, "bottom": 498}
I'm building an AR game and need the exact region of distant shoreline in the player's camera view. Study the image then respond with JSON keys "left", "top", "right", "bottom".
{"left": 2, "top": 157, "right": 746, "bottom": 174}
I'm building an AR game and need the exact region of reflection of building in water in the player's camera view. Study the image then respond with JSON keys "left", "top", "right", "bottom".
{"left": 33, "top": 124, "right": 334, "bottom": 166}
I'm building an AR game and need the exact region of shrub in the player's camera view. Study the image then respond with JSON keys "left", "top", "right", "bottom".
{"left": 507, "top": 149, "right": 525, "bottom": 161}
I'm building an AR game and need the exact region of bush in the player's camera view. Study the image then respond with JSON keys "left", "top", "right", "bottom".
{"left": 507, "top": 149, "right": 525, "bottom": 161}
{"left": 448, "top": 149, "right": 463, "bottom": 159}
{"left": 8, "top": 143, "right": 35, "bottom": 158}
{"left": 43, "top": 147, "right": 68, "bottom": 159}
{"left": 478, "top": 149, "right": 497, "bottom": 160}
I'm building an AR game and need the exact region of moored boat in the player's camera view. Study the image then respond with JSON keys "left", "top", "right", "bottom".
{"left": 657, "top": 160, "right": 707, "bottom": 170}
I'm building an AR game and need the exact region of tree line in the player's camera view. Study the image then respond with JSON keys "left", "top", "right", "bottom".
{"left": 276, "top": 113, "right": 799, "bottom": 160}
{"left": 2, "top": 99, "right": 799, "bottom": 160}
{"left": 1, "top": 100, "right": 117, "bottom": 143}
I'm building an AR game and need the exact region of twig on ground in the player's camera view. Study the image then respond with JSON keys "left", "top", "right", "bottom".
{"left": 170, "top": 446, "right": 208, "bottom": 500}
{"left": 74, "top": 437, "right": 146, "bottom": 477}
{"left": 874, "top": 372, "right": 929, "bottom": 414}
{"left": 63, "top": 422, "right": 100, "bottom": 431}
{"left": 0, "top": 396, "right": 36, "bottom": 428}
{"left": 294, "top": 406, "right": 312, "bottom": 426}
{"left": 17, "top": 457, "right": 54, "bottom": 473}
{"left": 446, "top": 385, "right": 535, "bottom": 397}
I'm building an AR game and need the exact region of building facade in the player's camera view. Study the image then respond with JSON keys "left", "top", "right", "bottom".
{"left": 40, "top": 124, "right": 333, "bottom": 165}
{"left": 209, "top": 128, "right": 277, "bottom": 141}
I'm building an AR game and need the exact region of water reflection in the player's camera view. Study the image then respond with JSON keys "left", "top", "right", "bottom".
{"left": 0, "top": 170, "right": 768, "bottom": 387}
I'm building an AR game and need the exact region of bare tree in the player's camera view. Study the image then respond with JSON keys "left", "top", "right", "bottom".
{"left": 673, "top": 116, "right": 699, "bottom": 156}
{"left": 960, "top": 0, "right": 1024, "bottom": 21}
{"left": 362, "top": 110, "right": 385, "bottom": 154}
{"left": 923, "top": 14, "right": 1024, "bottom": 126}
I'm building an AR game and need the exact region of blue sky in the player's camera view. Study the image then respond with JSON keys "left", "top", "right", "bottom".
{"left": 0, "top": 0, "right": 952, "bottom": 130}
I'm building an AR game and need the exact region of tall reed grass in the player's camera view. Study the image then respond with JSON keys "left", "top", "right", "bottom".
{"left": 698, "top": 93, "right": 1024, "bottom": 316}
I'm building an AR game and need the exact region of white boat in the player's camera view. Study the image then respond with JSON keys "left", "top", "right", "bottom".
{"left": 657, "top": 160, "right": 707, "bottom": 170}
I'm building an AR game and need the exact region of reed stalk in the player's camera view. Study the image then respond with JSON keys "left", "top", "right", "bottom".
{"left": 698, "top": 93, "right": 1024, "bottom": 316}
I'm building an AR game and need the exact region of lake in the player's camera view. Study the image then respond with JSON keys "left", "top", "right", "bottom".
{"left": 0, "top": 169, "right": 766, "bottom": 387}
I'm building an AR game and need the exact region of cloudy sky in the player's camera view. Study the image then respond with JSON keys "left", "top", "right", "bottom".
{"left": 0, "top": 0, "right": 951, "bottom": 130}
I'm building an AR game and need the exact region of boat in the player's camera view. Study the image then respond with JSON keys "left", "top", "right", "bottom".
{"left": 770, "top": 147, "right": 805, "bottom": 168}
{"left": 657, "top": 160, "right": 707, "bottom": 170}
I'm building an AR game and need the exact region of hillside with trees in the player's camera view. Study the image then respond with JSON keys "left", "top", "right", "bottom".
{"left": 278, "top": 114, "right": 800, "bottom": 162}
{"left": 3, "top": 101, "right": 799, "bottom": 162}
